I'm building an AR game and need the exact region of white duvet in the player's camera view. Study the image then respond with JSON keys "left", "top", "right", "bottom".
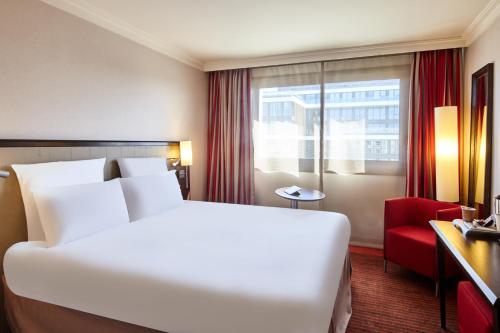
{"left": 4, "top": 201, "right": 350, "bottom": 333}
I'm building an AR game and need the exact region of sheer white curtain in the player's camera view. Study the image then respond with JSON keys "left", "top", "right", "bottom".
{"left": 323, "top": 55, "right": 412, "bottom": 175}
{"left": 252, "top": 63, "right": 322, "bottom": 176}
{"left": 251, "top": 63, "right": 322, "bottom": 206}
{"left": 251, "top": 54, "right": 411, "bottom": 208}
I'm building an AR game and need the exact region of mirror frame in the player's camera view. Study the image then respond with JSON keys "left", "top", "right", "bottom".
{"left": 468, "top": 63, "right": 494, "bottom": 217}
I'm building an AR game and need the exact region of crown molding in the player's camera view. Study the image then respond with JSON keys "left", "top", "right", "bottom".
{"left": 463, "top": 0, "right": 500, "bottom": 45}
{"left": 40, "top": 0, "right": 203, "bottom": 70}
{"left": 40, "top": 0, "right": 497, "bottom": 72}
{"left": 203, "top": 37, "right": 466, "bottom": 71}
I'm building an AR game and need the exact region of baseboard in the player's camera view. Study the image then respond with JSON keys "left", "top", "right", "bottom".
{"left": 349, "top": 239, "right": 383, "bottom": 249}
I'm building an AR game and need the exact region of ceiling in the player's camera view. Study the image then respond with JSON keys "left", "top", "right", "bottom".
{"left": 42, "top": 0, "right": 498, "bottom": 70}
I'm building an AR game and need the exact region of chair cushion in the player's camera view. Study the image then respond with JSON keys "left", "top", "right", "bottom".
{"left": 385, "top": 226, "right": 435, "bottom": 278}
{"left": 458, "top": 281, "right": 493, "bottom": 333}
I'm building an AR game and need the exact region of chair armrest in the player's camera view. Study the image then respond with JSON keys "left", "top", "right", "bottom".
{"left": 418, "top": 197, "right": 460, "bottom": 212}
{"left": 384, "top": 197, "right": 417, "bottom": 230}
{"left": 436, "top": 207, "right": 462, "bottom": 221}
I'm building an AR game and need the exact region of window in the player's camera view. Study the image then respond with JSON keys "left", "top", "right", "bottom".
{"left": 252, "top": 55, "right": 410, "bottom": 175}
{"left": 253, "top": 84, "right": 321, "bottom": 172}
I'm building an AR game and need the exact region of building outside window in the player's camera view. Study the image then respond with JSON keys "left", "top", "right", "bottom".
{"left": 256, "top": 79, "right": 402, "bottom": 165}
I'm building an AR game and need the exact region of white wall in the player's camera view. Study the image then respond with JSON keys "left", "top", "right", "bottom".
{"left": 0, "top": 0, "right": 208, "bottom": 200}
{"left": 465, "top": 14, "right": 500, "bottom": 211}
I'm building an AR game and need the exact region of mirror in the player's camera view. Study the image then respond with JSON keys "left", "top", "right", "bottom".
{"left": 468, "top": 63, "right": 494, "bottom": 218}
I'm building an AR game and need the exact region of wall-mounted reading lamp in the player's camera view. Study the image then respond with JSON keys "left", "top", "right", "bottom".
{"left": 0, "top": 170, "right": 10, "bottom": 178}
{"left": 180, "top": 140, "right": 193, "bottom": 197}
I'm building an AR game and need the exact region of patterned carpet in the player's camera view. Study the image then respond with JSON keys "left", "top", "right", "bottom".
{"left": 346, "top": 249, "right": 458, "bottom": 333}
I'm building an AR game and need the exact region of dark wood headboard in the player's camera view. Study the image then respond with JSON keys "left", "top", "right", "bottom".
{"left": 0, "top": 139, "right": 179, "bottom": 147}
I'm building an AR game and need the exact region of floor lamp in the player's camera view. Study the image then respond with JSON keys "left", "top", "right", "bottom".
{"left": 434, "top": 106, "right": 459, "bottom": 203}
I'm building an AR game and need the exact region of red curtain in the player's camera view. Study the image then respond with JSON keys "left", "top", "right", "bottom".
{"left": 206, "top": 69, "right": 254, "bottom": 204}
{"left": 406, "top": 49, "right": 463, "bottom": 200}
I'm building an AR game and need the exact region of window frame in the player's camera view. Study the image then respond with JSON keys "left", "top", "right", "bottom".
{"left": 251, "top": 60, "right": 410, "bottom": 176}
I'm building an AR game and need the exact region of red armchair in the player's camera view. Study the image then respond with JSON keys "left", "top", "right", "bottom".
{"left": 384, "top": 197, "right": 462, "bottom": 285}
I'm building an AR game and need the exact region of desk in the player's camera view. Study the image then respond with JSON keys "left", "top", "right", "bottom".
{"left": 430, "top": 220, "right": 500, "bottom": 332}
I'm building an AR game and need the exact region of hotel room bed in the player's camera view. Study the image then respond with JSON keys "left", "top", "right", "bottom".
{"left": 3, "top": 200, "right": 352, "bottom": 333}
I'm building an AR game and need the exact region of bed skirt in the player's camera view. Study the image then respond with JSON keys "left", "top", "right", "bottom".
{"left": 3, "top": 254, "right": 351, "bottom": 333}
{"left": 330, "top": 252, "right": 352, "bottom": 333}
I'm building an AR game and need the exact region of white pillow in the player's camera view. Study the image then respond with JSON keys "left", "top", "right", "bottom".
{"left": 32, "top": 179, "right": 130, "bottom": 247}
{"left": 12, "top": 158, "right": 105, "bottom": 241}
{"left": 117, "top": 157, "right": 168, "bottom": 178}
{"left": 119, "top": 171, "right": 183, "bottom": 221}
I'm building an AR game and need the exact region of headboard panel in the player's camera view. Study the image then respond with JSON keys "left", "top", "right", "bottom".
{"left": 0, "top": 140, "right": 185, "bottom": 276}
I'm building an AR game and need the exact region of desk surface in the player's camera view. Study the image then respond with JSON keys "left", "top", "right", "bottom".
{"left": 430, "top": 220, "right": 500, "bottom": 306}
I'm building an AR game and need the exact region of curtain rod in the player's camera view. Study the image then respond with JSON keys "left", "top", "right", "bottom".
{"left": 226, "top": 52, "right": 416, "bottom": 71}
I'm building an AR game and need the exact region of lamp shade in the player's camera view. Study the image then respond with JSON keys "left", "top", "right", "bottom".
{"left": 0, "top": 170, "right": 9, "bottom": 178}
{"left": 434, "top": 106, "right": 459, "bottom": 202}
{"left": 180, "top": 141, "right": 193, "bottom": 166}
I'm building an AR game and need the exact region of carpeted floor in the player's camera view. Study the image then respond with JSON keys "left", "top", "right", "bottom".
{"left": 346, "top": 250, "right": 458, "bottom": 333}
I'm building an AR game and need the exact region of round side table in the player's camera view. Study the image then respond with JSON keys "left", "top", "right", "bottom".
{"left": 275, "top": 187, "right": 326, "bottom": 209}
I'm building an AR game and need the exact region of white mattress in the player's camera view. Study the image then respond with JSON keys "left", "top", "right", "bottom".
{"left": 4, "top": 201, "right": 350, "bottom": 333}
